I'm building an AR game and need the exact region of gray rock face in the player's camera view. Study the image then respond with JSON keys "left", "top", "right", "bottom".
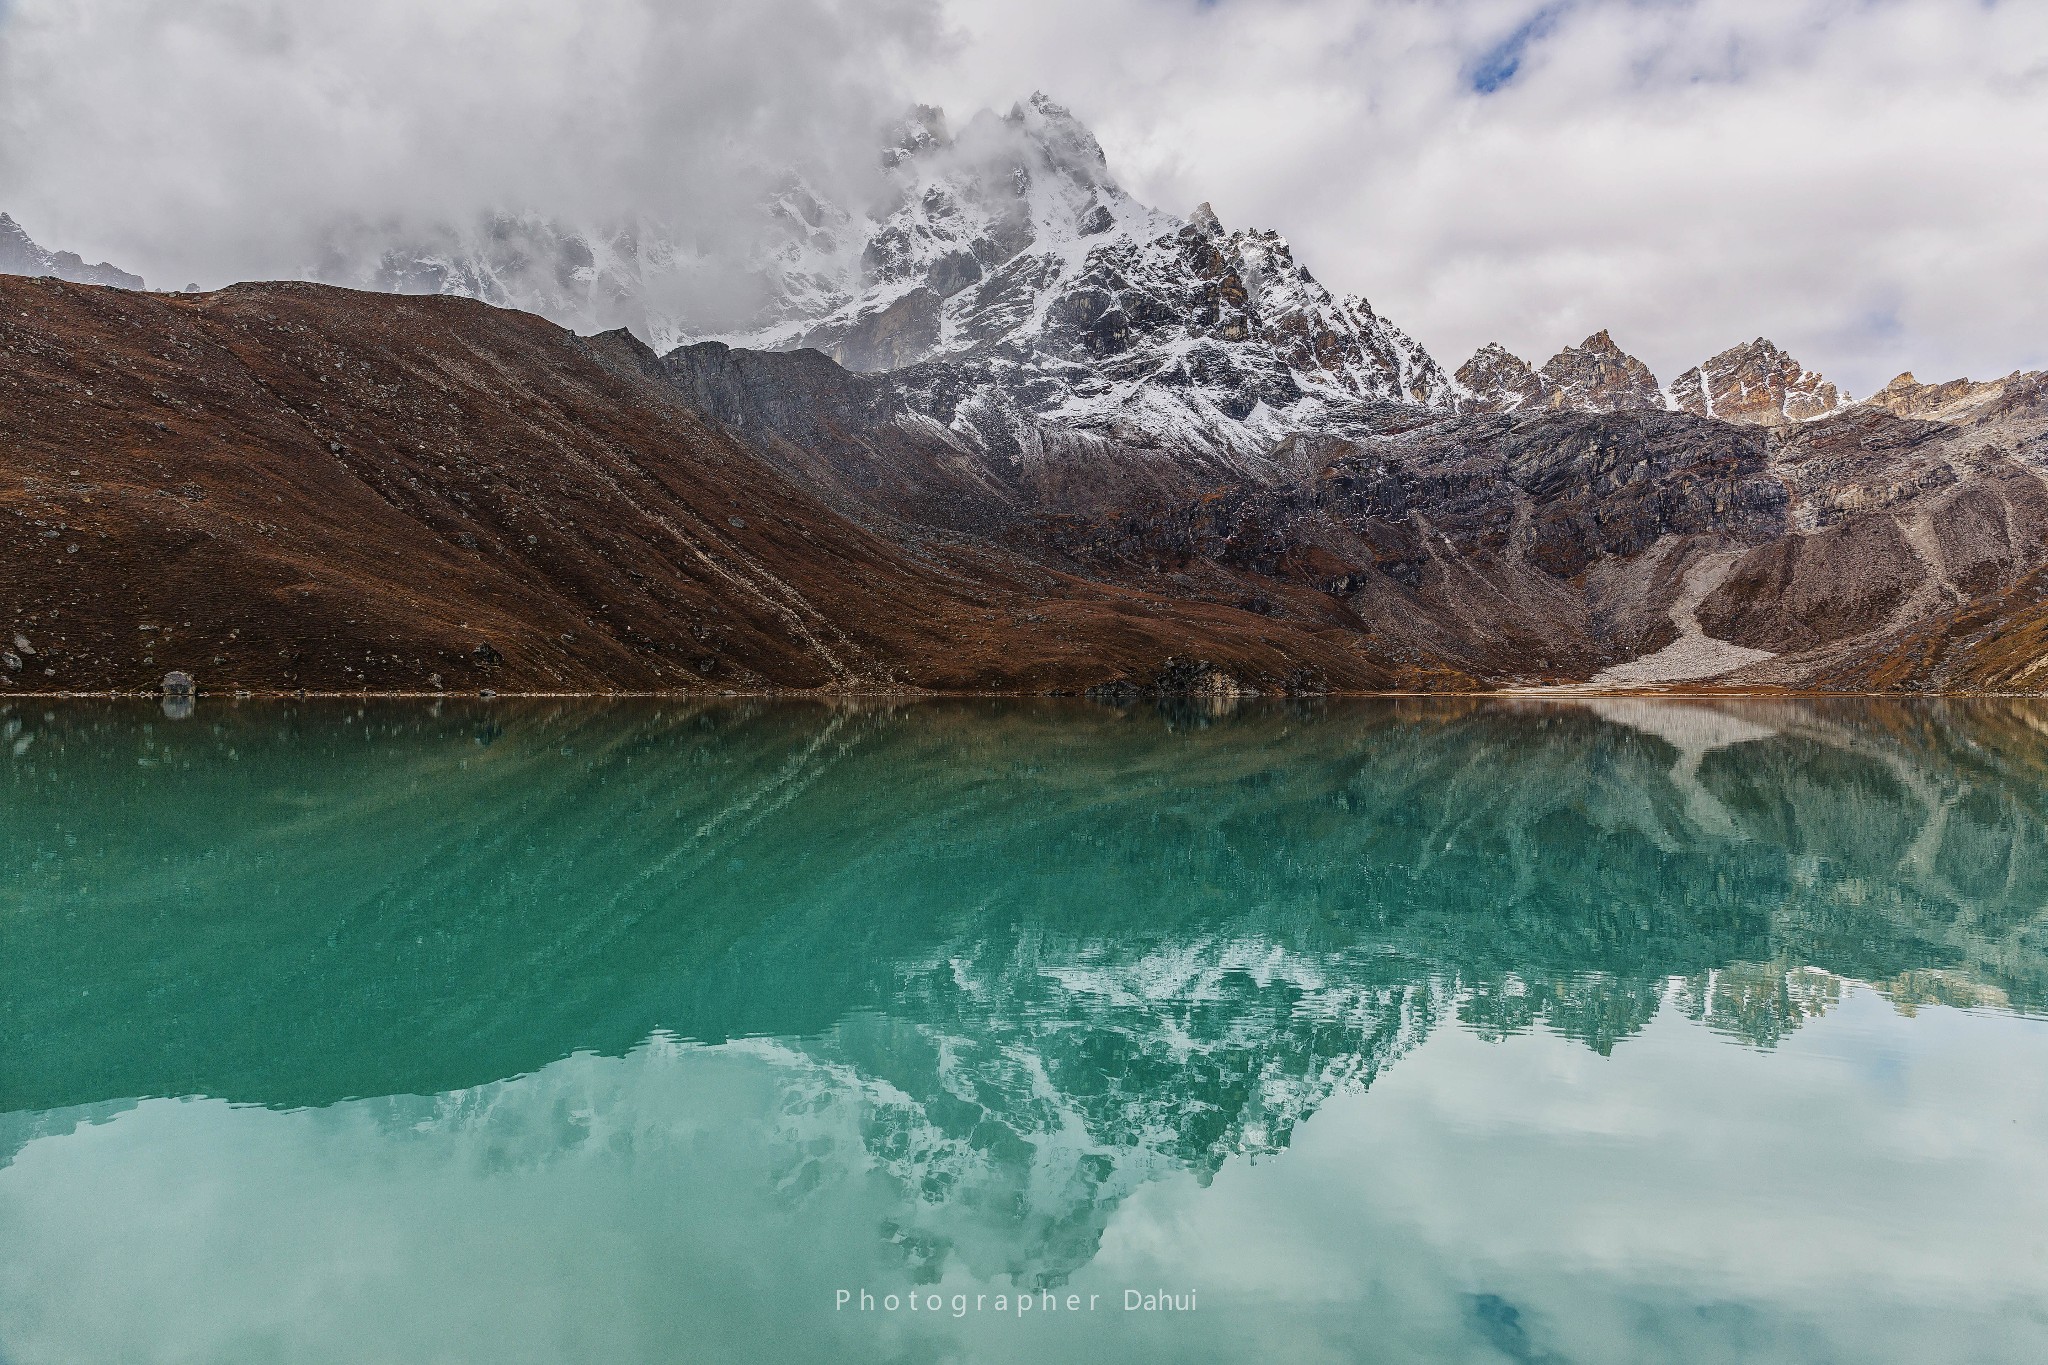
{"left": 0, "top": 213, "right": 143, "bottom": 289}
{"left": 646, "top": 316, "right": 2048, "bottom": 693}
{"left": 1860, "top": 370, "right": 2022, "bottom": 423}
{"left": 806, "top": 287, "right": 941, "bottom": 373}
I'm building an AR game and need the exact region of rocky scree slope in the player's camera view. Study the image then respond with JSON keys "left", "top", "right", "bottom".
{"left": 1112, "top": 396, "right": 2048, "bottom": 689}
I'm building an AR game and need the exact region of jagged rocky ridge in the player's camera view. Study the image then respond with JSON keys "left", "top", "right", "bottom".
{"left": 0, "top": 212, "right": 143, "bottom": 290}
{"left": 1669, "top": 338, "right": 1843, "bottom": 424}
{"left": 735, "top": 97, "right": 1453, "bottom": 453}
{"left": 1450, "top": 336, "right": 2036, "bottom": 435}
{"left": 1456, "top": 332, "right": 1856, "bottom": 425}
{"left": 656, "top": 326, "right": 2048, "bottom": 692}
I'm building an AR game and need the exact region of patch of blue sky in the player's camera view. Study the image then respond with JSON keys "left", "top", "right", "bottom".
{"left": 1468, "top": 3, "right": 1574, "bottom": 94}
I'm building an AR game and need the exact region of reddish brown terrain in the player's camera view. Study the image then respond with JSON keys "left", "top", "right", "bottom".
{"left": 5, "top": 274, "right": 2048, "bottom": 696}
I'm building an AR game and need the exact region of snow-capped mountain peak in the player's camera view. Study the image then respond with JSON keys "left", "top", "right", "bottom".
{"left": 330, "top": 95, "right": 1452, "bottom": 460}
{"left": 743, "top": 92, "right": 1181, "bottom": 357}
{"left": 712, "top": 98, "right": 1450, "bottom": 456}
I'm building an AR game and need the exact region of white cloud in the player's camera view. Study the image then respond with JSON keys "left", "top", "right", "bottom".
{"left": 0, "top": 0, "right": 939, "bottom": 292}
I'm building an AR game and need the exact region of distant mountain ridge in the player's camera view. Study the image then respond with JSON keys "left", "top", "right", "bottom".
{"left": 724, "top": 97, "right": 1456, "bottom": 449}
{"left": 0, "top": 213, "right": 143, "bottom": 290}
{"left": 1669, "top": 338, "right": 1843, "bottom": 424}
{"left": 1454, "top": 333, "right": 1855, "bottom": 426}
{"left": 10, "top": 92, "right": 2048, "bottom": 700}
{"left": 1450, "top": 334, "right": 2038, "bottom": 432}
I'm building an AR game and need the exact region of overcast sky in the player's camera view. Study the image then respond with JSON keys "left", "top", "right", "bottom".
{"left": 3, "top": 0, "right": 2043, "bottom": 393}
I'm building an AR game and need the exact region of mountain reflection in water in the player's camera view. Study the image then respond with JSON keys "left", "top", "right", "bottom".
{"left": 3, "top": 696, "right": 2047, "bottom": 1360}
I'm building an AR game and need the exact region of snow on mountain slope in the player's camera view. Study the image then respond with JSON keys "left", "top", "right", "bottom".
{"left": 1537, "top": 330, "right": 1666, "bottom": 413}
{"left": 1862, "top": 369, "right": 2035, "bottom": 423}
{"left": 1456, "top": 333, "right": 1851, "bottom": 428}
{"left": 1452, "top": 342, "right": 1548, "bottom": 413}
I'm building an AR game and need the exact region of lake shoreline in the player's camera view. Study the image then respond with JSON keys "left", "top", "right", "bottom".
{"left": 5, "top": 685, "right": 2045, "bottom": 703}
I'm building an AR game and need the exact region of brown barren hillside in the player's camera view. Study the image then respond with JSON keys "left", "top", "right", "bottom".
{"left": 0, "top": 276, "right": 1429, "bottom": 696}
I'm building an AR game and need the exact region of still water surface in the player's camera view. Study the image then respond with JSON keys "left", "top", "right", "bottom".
{"left": 3, "top": 697, "right": 2047, "bottom": 1363}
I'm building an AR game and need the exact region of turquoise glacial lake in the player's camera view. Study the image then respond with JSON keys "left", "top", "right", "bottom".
{"left": 3, "top": 698, "right": 2047, "bottom": 1363}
